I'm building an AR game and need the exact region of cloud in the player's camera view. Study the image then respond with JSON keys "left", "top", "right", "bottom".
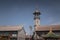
{"left": 51, "top": 22, "right": 60, "bottom": 25}
{"left": 46, "top": 17, "right": 54, "bottom": 24}
{"left": 47, "top": 17, "right": 60, "bottom": 25}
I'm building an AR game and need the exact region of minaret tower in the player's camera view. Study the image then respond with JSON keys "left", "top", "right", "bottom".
{"left": 33, "top": 9, "right": 41, "bottom": 40}
{"left": 33, "top": 9, "right": 41, "bottom": 27}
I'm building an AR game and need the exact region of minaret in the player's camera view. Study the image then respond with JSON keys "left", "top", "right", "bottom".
{"left": 33, "top": 9, "right": 41, "bottom": 40}
{"left": 33, "top": 9, "right": 41, "bottom": 27}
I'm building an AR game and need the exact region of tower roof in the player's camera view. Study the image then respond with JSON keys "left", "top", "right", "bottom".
{"left": 35, "top": 9, "right": 40, "bottom": 13}
{"left": 33, "top": 9, "right": 41, "bottom": 15}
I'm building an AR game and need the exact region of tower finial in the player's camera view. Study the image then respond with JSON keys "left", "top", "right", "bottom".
{"left": 35, "top": 0, "right": 39, "bottom": 12}
{"left": 50, "top": 27, "right": 52, "bottom": 33}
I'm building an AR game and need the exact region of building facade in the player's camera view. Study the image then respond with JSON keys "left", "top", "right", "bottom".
{"left": 0, "top": 25, "right": 26, "bottom": 40}
{"left": 35, "top": 25, "right": 60, "bottom": 40}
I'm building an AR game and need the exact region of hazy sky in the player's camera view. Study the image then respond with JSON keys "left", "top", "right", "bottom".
{"left": 0, "top": 0, "right": 60, "bottom": 34}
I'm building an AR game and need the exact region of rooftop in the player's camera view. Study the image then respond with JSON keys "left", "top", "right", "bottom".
{"left": 35, "top": 25, "right": 60, "bottom": 31}
{"left": 0, "top": 25, "right": 23, "bottom": 31}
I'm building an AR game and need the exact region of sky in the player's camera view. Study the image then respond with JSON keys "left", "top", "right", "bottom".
{"left": 0, "top": 0, "right": 60, "bottom": 35}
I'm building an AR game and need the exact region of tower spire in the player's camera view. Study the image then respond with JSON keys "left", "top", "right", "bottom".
{"left": 35, "top": 0, "right": 39, "bottom": 12}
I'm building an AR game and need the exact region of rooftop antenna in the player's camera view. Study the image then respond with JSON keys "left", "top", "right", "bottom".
{"left": 35, "top": 0, "right": 39, "bottom": 12}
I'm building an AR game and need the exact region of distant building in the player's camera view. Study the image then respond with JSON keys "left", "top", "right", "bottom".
{"left": 32, "top": 9, "right": 60, "bottom": 40}
{"left": 0, "top": 25, "right": 26, "bottom": 40}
